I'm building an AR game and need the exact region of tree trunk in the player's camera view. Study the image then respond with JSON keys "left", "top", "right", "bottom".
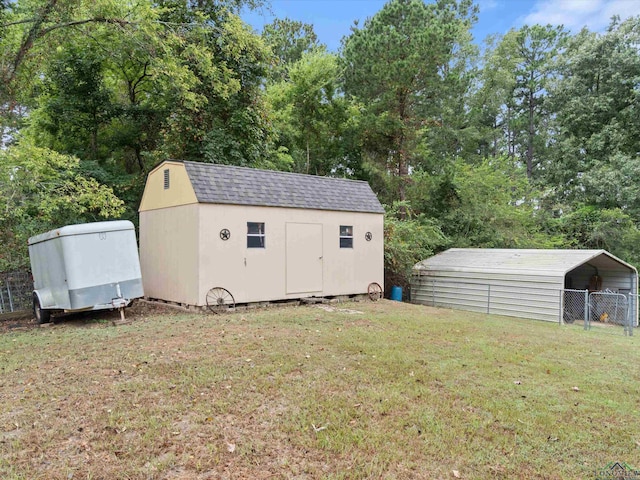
{"left": 6, "top": 0, "right": 59, "bottom": 88}
{"left": 396, "top": 92, "right": 409, "bottom": 219}
{"left": 91, "top": 111, "right": 98, "bottom": 160}
{"left": 492, "top": 119, "right": 498, "bottom": 158}
{"left": 527, "top": 87, "right": 535, "bottom": 179}
{"left": 507, "top": 105, "right": 514, "bottom": 159}
{"left": 135, "top": 144, "right": 144, "bottom": 173}
{"left": 397, "top": 132, "right": 408, "bottom": 220}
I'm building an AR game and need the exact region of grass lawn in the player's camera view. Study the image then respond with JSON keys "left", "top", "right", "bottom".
{"left": 1, "top": 300, "right": 639, "bottom": 479}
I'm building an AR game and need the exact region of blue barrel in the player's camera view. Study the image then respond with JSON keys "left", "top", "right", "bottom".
{"left": 390, "top": 285, "right": 403, "bottom": 301}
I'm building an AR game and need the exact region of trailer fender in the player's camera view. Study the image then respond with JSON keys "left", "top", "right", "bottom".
{"left": 33, "top": 289, "right": 55, "bottom": 310}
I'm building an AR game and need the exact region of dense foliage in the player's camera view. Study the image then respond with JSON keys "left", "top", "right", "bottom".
{"left": 2, "top": 0, "right": 640, "bottom": 280}
{"left": 0, "top": 143, "right": 124, "bottom": 271}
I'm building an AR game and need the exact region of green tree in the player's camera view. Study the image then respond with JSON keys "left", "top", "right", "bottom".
{"left": 262, "top": 17, "right": 322, "bottom": 82}
{"left": 3, "top": 0, "right": 274, "bottom": 172}
{"left": 341, "top": 0, "right": 478, "bottom": 204}
{"left": 409, "top": 157, "right": 555, "bottom": 249}
{"left": 153, "top": 5, "right": 275, "bottom": 167}
{"left": 470, "top": 33, "right": 520, "bottom": 159}
{"left": 555, "top": 205, "right": 640, "bottom": 265}
{"left": 512, "top": 25, "right": 566, "bottom": 179}
{"left": 34, "top": 45, "right": 113, "bottom": 162}
{"left": 0, "top": 142, "right": 125, "bottom": 271}
{"left": 2, "top": 0, "right": 280, "bottom": 250}
{"left": 545, "top": 17, "right": 640, "bottom": 215}
{"left": 420, "top": 1, "right": 479, "bottom": 166}
{"left": 474, "top": 25, "right": 566, "bottom": 177}
{"left": 266, "top": 50, "right": 358, "bottom": 175}
{"left": 383, "top": 201, "right": 446, "bottom": 292}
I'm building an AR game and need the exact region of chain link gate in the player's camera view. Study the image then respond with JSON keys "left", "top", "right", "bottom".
{"left": 561, "top": 289, "right": 633, "bottom": 335}
{"left": 589, "top": 290, "right": 631, "bottom": 335}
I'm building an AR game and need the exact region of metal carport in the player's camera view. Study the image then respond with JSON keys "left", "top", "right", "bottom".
{"left": 411, "top": 249, "right": 638, "bottom": 323}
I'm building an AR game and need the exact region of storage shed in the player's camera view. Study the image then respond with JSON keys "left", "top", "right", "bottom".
{"left": 411, "top": 248, "right": 638, "bottom": 323}
{"left": 139, "top": 161, "right": 384, "bottom": 308}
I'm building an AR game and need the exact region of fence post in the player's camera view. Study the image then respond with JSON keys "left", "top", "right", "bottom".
{"left": 6, "top": 279, "right": 14, "bottom": 312}
{"left": 584, "top": 290, "right": 589, "bottom": 331}
{"left": 632, "top": 294, "right": 635, "bottom": 337}
{"left": 628, "top": 293, "right": 634, "bottom": 337}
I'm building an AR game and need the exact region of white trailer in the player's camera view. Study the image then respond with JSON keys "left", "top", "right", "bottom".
{"left": 28, "top": 220, "right": 144, "bottom": 323}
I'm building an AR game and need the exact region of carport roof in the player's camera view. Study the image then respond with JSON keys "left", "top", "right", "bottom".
{"left": 414, "top": 248, "right": 637, "bottom": 276}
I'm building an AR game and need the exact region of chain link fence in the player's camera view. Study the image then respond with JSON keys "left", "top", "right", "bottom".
{"left": 561, "top": 289, "right": 635, "bottom": 336}
{"left": 562, "top": 289, "right": 589, "bottom": 327}
{"left": 0, "top": 271, "right": 33, "bottom": 315}
{"left": 629, "top": 293, "right": 639, "bottom": 335}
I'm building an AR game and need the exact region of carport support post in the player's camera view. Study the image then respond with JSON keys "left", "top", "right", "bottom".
{"left": 558, "top": 290, "right": 563, "bottom": 325}
{"left": 584, "top": 290, "right": 589, "bottom": 330}
{"left": 627, "top": 293, "right": 633, "bottom": 337}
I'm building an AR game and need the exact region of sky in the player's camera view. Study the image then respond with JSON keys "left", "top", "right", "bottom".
{"left": 242, "top": 0, "right": 640, "bottom": 50}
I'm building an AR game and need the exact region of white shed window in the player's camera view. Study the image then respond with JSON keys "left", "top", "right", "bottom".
{"left": 163, "top": 169, "right": 170, "bottom": 189}
{"left": 340, "top": 225, "right": 353, "bottom": 248}
{"left": 247, "top": 222, "right": 265, "bottom": 248}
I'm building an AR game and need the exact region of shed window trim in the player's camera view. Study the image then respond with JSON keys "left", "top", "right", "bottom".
{"left": 247, "top": 222, "right": 265, "bottom": 248}
{"left": 340, "top": 225, "right": 353, "bottom": 249}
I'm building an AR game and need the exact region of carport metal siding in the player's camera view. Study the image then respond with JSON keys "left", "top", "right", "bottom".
{"left": 412, "top": 270, "right": 563, "bottom": 322}
{"left": 567, "top": 265, "right": 634, "bottom": 292}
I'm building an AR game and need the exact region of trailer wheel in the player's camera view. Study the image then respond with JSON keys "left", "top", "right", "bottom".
{"left": 367, "top": 282, "right": 383, "bottom": 301}
{"left": 206, "top": 287, "right": 235, "bottom": 314}
{"left": 33, "top": 293, "right": 51, "bottom": 324}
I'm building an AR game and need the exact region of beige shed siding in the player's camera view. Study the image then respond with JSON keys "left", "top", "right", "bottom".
{"left": 197, "top": 204, "right": 383, "bottom": 305}
{"left": 139, "top": 162, "right": 198, "bottom": 212}
{"left": 139, "top": 204, "right": 200, "bottom": 305}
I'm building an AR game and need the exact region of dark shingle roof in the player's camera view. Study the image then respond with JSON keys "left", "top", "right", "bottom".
{"left": 183, "top": 161, "right": 384, "bottom": 214}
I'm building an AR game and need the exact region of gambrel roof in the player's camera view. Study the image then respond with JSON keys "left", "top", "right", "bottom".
{"left": 183, "top": 161, "right": 384, "bottom": 214}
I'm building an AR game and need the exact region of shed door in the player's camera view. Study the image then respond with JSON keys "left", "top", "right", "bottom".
{"left": 286, "top": 223, "right": 323, "bottom": 294}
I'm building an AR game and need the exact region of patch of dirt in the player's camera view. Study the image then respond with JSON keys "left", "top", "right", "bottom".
{"left": 0, "top": 298, "right": 384, "bottom": 335}
{"left": 314, "top": 304, "right": 363, "bottom": 315}
{"left": 127, "top": 299, "right": 197, "bottom": 319}
{"left": 0, "top": 311, "right": 37, "bottom": 333}
{"left": 0, "top": 299, "right": 184, "bottom": 334}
